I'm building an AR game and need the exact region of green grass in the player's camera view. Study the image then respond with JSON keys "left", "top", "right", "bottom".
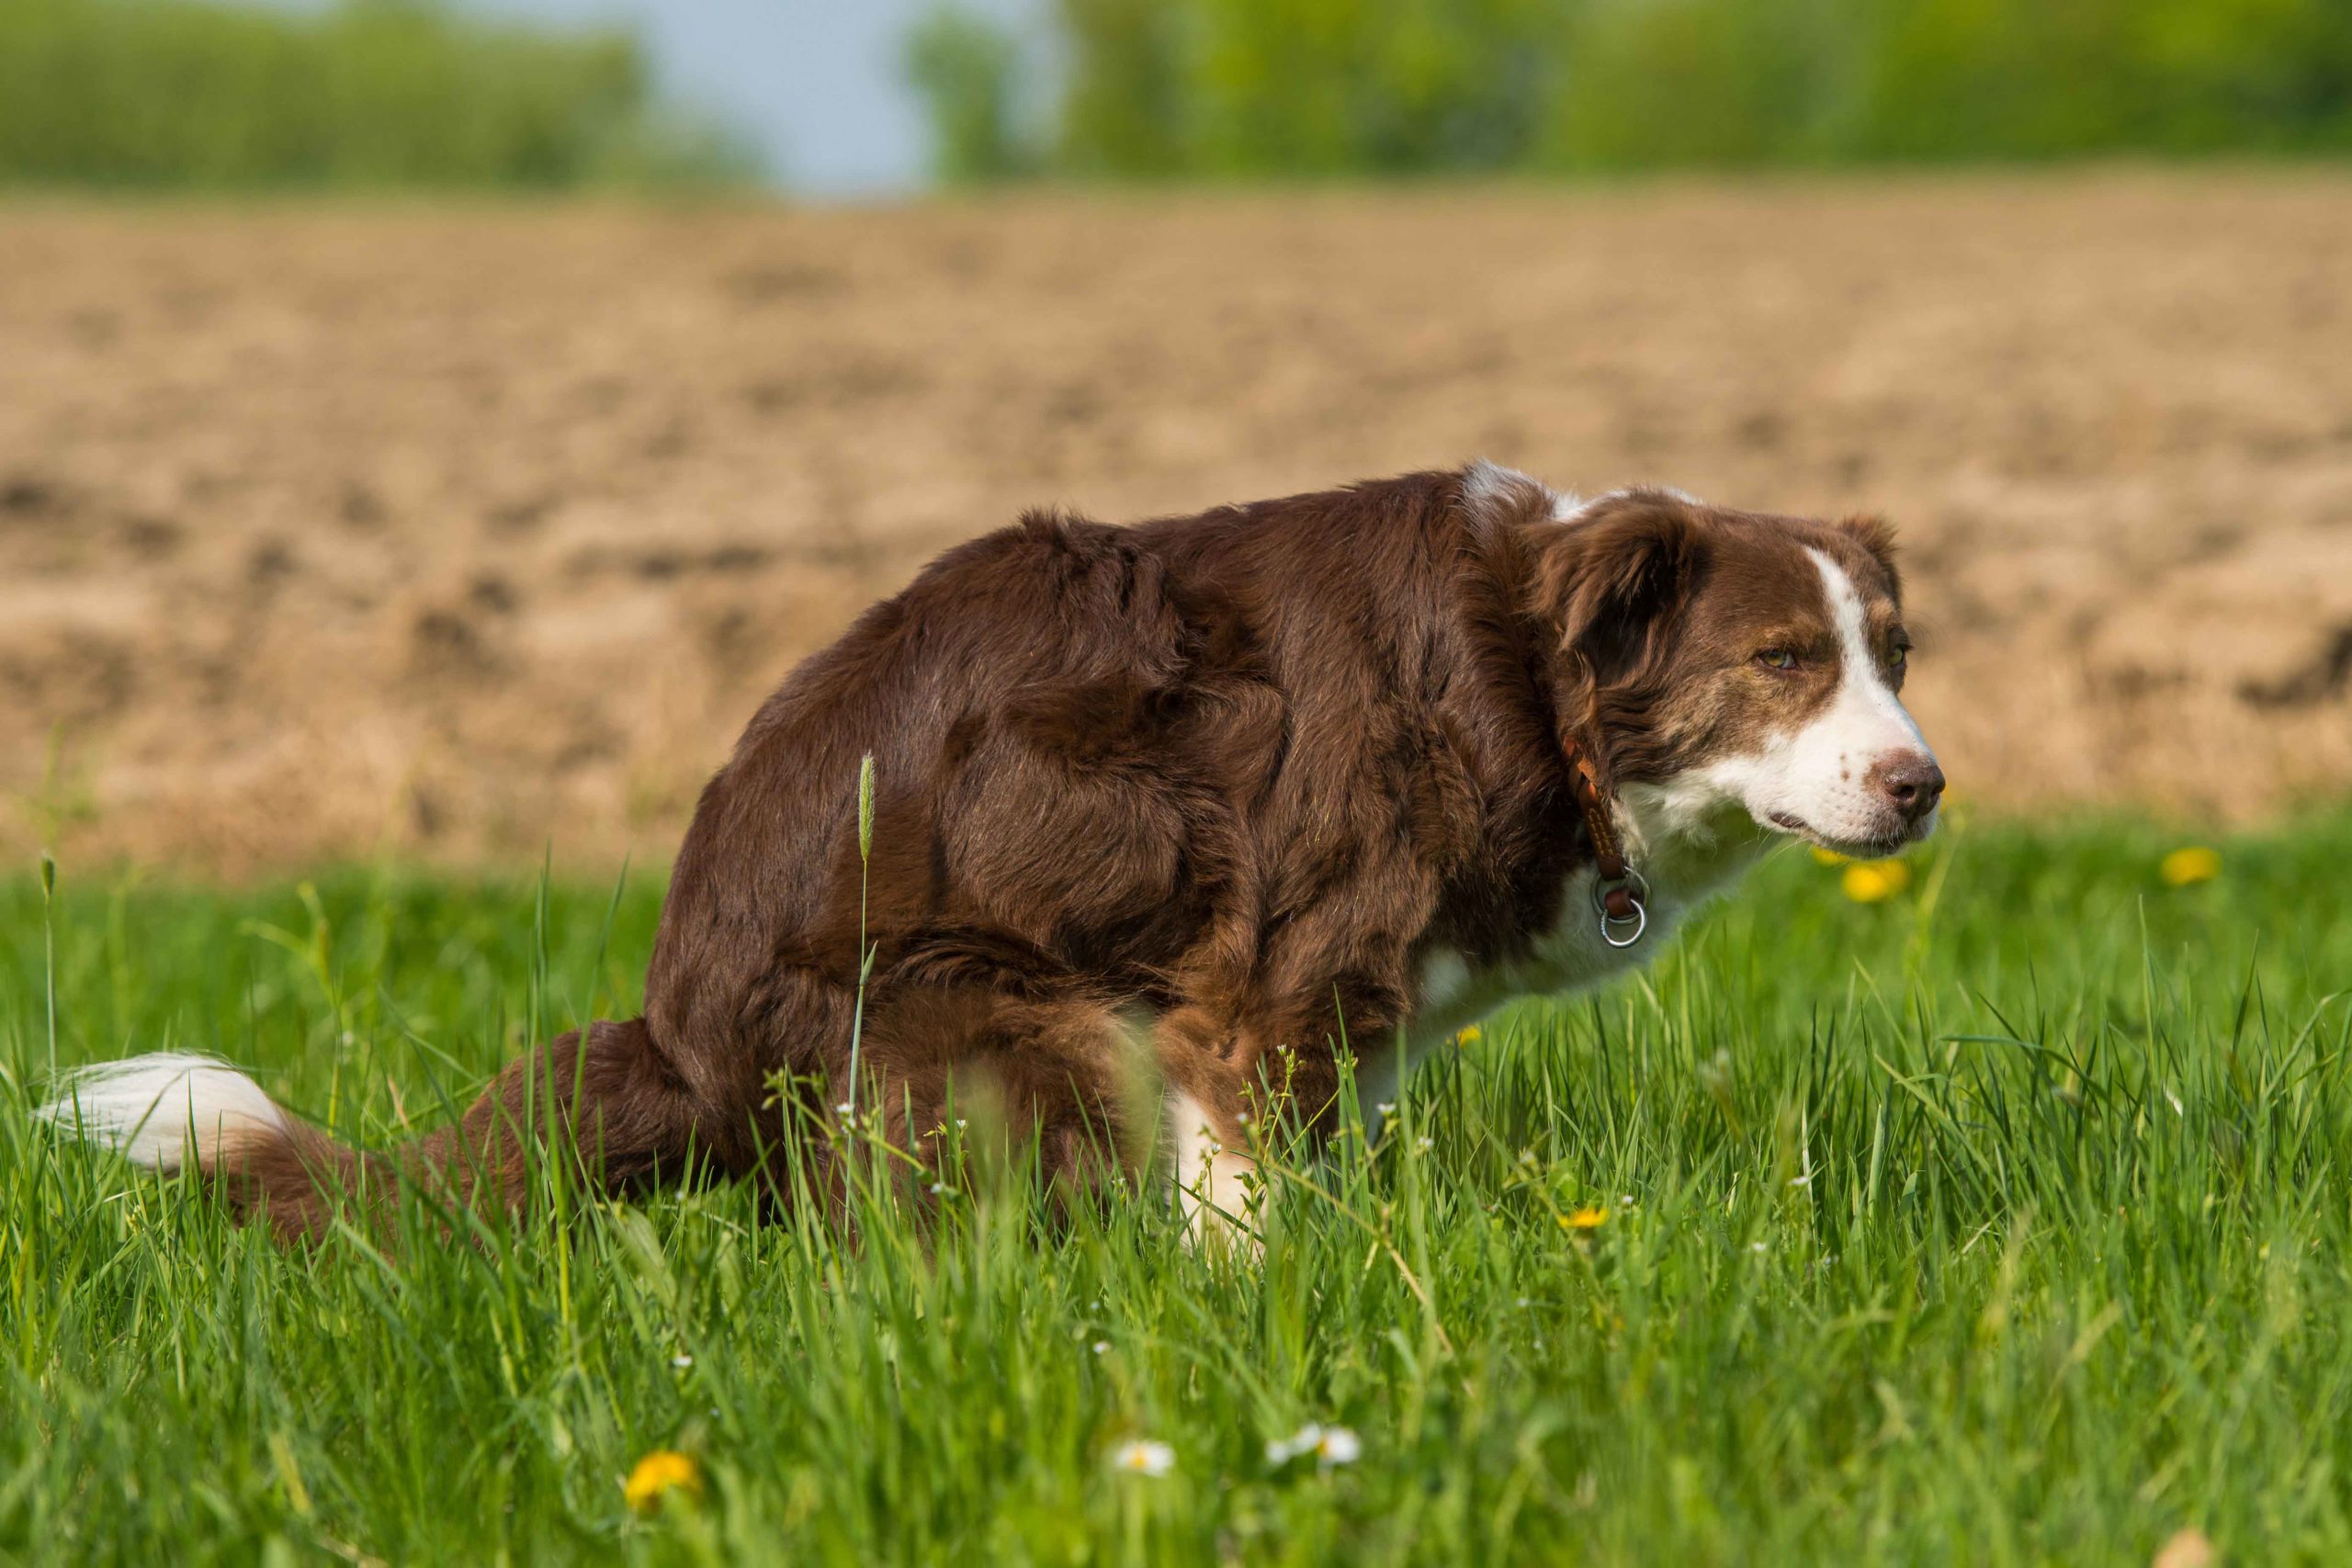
{"left": 5, "top": 809, "right": 2351, "bottom": 1563}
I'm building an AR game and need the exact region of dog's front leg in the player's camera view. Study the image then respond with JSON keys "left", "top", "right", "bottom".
{"left": 1147, "top": 1006, "right": 1266, "bottom": 1249}
{"left": 1165, "top": 1084, "right": 1260, "bottom": 1248}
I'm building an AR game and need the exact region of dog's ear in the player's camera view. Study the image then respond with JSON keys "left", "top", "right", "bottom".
{"left": 1837, "top": 513, "right": 1902, "bottom": 600}
{"left": 1525, "top": 490, "right": 1703, "bottom": 689}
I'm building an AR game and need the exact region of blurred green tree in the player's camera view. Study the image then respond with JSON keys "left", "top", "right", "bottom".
{"left": 1057, "top": 0, "right": 1194, "bottom": 174}
{"left": 906, "top": 7, "right": 1040, "bottom": 181}
{"left": 908, "top": 0, "right": 2352, "bottom": 178}
{"left": 0, "top": 0, "right": 756, "bottom": 189}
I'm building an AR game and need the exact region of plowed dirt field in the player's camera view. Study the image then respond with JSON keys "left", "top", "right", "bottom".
{"left": 6, "top": 174, "right": 2350, "bottom": 871}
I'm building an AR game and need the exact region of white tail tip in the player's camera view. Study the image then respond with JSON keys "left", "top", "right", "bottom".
{"left": 37, "top": 1053, "right": 288, "bottom": 1172}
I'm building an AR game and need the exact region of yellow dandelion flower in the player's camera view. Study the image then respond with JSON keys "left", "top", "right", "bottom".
{"left": 1809, "top": 845, "right": 1850, "bottom": 867}
{"left": 1561, "top": 1206, "right": 1608, "bottom": 1230}
{"left": 2160, "top": 846, "right": 2221, "bottom": 887}
{"left": 624, "top": 1450, "right": 702, "bottom": 1516}
{"left": 1841, "top": 859, "right": 1912, "bottom": 903}
{"left": 1454, "top": 1024, "right": 1482, "bottom": 1047}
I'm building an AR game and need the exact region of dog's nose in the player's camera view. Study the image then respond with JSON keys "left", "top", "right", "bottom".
{"left": 1871, "top": 751, "right": 1946, "bottom": 820}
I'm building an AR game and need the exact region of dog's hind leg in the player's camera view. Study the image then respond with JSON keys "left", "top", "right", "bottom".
{"left": 822, "top": 986, "right": 1149, "bottom": 1210}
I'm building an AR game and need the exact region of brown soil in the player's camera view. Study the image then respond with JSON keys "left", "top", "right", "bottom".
{"left": 5, "top": 174, "right": 2350, "bottom": 874}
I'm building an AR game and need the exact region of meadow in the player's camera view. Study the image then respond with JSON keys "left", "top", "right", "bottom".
{"left": 5, "top": 807, "right": 2349, "bottom": 1563}
{"left": 8, "top": 6, "right": 2348, "bottom": 1562}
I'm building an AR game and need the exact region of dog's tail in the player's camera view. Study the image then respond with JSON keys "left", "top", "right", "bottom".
{"left": 36, "top": 1018, "right": 700, "bottom": 1242}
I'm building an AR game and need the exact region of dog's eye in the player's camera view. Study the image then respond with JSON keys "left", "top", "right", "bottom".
{"left": 1754, "top": 649, "right": 1797, "bottom": 671}
{"left": 1888, "top": 640, "right": 1910, "bottom": 671}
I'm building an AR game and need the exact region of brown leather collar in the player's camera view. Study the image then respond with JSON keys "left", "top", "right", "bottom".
{"left": 1561, "top": 731, "right": 1647, "bottom": 942}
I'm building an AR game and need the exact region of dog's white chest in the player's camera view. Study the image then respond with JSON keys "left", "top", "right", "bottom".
{"left": 1370, "top": 806, "right": 1771, "bottom": 1124}
{"left": 1522, "top": 863, "right": 1696, "bottom": 992}
{"left": 1413, "top": 862, "right": 1702, "bottom": 1037}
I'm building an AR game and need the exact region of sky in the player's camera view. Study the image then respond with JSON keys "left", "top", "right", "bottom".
{"left": 363, "top": 0, "right": 1043, "bottom": 197}
{"left": 551, "top": 0, "right": 1049, "bottom": 197}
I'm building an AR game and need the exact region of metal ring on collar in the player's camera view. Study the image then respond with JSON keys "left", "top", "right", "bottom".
{"left": 1591, "top": 867, "right": 1651, "bottom": 949}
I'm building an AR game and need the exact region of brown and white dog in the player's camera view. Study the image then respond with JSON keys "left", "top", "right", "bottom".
{"left": 42, "top": 465, "right": 1941, "bottom": 1241}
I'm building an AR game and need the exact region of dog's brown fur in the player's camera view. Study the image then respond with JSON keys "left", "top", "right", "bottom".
{"left": 98, "top": 467, "right": 1913, "bottom": 1240}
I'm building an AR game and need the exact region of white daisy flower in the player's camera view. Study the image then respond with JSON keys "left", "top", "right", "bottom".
{"left": 1266, "top": 1424, "right": 1320, "bottom": 1464}
{"left": 1268, "top": 1422, "right": 1361, "bottom": 1469}
{"left": 1313, "top": 1427, "right": 1361, "bottom": 1468}
{"left": 1110, "top": 1439, "right": 1175, "bottom": 1477}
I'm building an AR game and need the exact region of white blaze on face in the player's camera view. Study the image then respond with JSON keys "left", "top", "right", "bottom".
{"left": 1788, "top": 548, "right": 1937, "bottom": 846}
{"left": 1692, "top": 548, "right": 1939, "bottom": 855}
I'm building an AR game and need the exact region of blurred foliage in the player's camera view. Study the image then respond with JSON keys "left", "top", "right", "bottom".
{"left": 0, "top": 0, "right": 759, "bottom": 190}
{"left": 906, "top": 7, "right": 1038, "bottom": 181}
{"left": 912, "top": 0, "right": 2352, "bottom": 178}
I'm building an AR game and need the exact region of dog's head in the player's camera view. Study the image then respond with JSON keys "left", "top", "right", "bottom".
{"left": 1521, "top": 484, "right": 1942, "bottom": 859}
